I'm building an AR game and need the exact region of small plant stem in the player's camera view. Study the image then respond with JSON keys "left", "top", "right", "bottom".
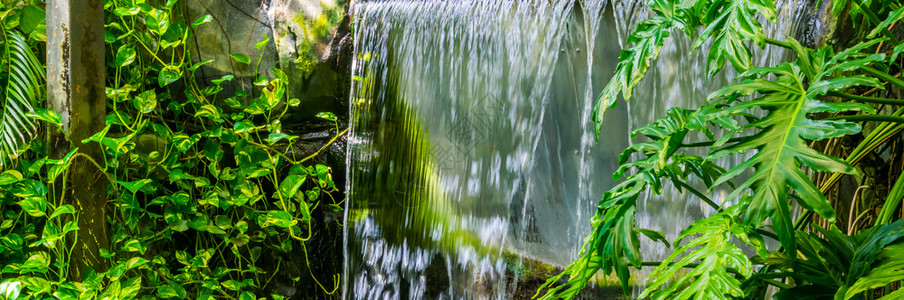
{"left": 673, "top": 181, "right": 722, "bottom": 213}
{"left": 765, "top": 37, "right": 794, "bottom": 50}
{"left": 762, "top": 278, "right": 793, "bottom": 289}
{"left": 826, "top": 114, "right": 904, "bottom": 123}
{"left": 298, "top": 128, "right": 350, "bottom": 163}
{"left": 862, "top": 66, "right": 904, "bottom": 90}
{"left": 756, "top": 229, "right": 780, "bottom": 241}
{"left": 828, "top": 91, "right": 904, "bottom": 106}
{"left": 681, "top": 136, "right": 746, "bottom": 148}
{"left": 640, "top": 261, "right": 754, "bottom": 276}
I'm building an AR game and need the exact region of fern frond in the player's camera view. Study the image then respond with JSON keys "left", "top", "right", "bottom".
{"left": 0, "top": 30, "right": 44, "bottom": 168}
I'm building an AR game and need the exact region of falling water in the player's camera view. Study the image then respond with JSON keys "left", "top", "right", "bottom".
{"left": 344, "top": 0, "right": 818, "bottom": 298}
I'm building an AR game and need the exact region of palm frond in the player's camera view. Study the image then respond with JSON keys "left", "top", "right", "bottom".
{"left": 0, "top": 29, "right": 44, "bottom": 168}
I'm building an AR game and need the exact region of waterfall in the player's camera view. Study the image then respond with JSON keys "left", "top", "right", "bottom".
{"left": 344, "top": 0, "right": 816, "bottom": 298}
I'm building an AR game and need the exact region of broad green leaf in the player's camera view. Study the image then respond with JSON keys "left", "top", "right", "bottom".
{"left": 22, "top": 251, "right": 50, "bottom": 272}
{"left": 171, "top": 133, "right": 200, "bottom": 152}
{"left": 710, "top": 39, "right": 881, "bottom": 253}
{"left": 117, "top": 179, "right": 152, "bottom": 193}
{"left": 115, "top": 46, "right": 137, "bottom": 67}
{"left": 144, "top": 8, "right": 169, "bottom": 36}
{"left": 0, "top": 170, "right": 23, "bottom": 186}
{"left": 29, "top": 108, "right": 62, "bottom": 125}
{"left": 18, "top": 197, "right": 46, "bottom": 217}
{"left": 18, "top": 277, "right": 49, "bottom": 295}
{"left": 49, "top": 204, "right": 75, "bottom": 219}
{"left": 190, "top": 59, "right": 214, "bottom": 72}
{"left": 642, "top": 205, "right": 759, "bottom": 299}
{"left": 693, "top": 0, "right": 776, "bottom": 75}
{"left": 278, "top": 175, "right": 306, "bottom": 200}
{"left": 156, "top": 282, "right": 186, "bottom": 299}
{"left": 0, "top": 280, "right": 21, "bottom": 300}
{"left": 212, "top": 74, "right": 234, "bottom": 85}
{"left": 266, "top": 132, "right": 297, "bottom": 144}
{"left": 18, "top": 5, "right": 45, "bottom": 35}
{"left": 234, "top": 120, "right": 256, "bottom": 134}
{"left": 592, "top": 15, "right": 673, "bottom": 137}
{"left": 133, "top": 90, "right": 157, "bottom": 114}
{"left": 214, "top": 215, "right": 232, "bottom": 230}
{"left": 192, "top": 14, "right": 212, "bottom": 28}
{"left": 195, "top": 104, "right": 223, "bottom": 122}
{"left": 316, "top": 111, "right": 338, "bottom": 122}
{"left": 230, "top": 53, "right": 251, "bottom": 65}
{"left": 262, "top": 210, "right": 296, "bottom": 228}
{"left": 113, "top": 6, "right": 140, "bottom": 16}
{"left": 239, "top": 291, "right": 255, "bottom": 300}
{"left": 158, "top": 65, "right": 182, "bottom": 87}
{"left": 221, "top": 280, "right": 245, "bottom": 291}
{"left": 255, "top": 36, "right": 270, "bottom": 49}
{"left": 868, "top": 5, "right": 904, "bottom": 38}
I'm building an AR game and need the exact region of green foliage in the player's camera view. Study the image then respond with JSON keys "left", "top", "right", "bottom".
{"left": 544, "top": 0, "right": 904, "bottom": 299}
{"left": 0, "top": 10, "right": 44, "bottom": 168}
{"left": 592, "top": 0, "right": 777, "bottom": 136}
{"left": 760, "top": 220, "right": 904, "bottom": 300}
{"left": 0, "top": 0, "right": 345, "bottom": 298}
{"left": 537, "top": 107, "right": 729, "bottom": 299}
{"left": 709, "top": 38, "right": 883, "bottom": 253}
{"left": 642, "top": 205, "right": 763, "bottom": 300}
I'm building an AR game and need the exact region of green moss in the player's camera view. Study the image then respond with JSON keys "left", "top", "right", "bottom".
{"left": 290, "top": 1, "right": 345, "bottom": 78}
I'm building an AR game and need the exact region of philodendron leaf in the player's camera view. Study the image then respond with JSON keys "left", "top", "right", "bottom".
{"left": 537, "top": 107, "right": 725, "bottom": 299}
{"left": 709, "top": 38, "right": 882, "bottom": 253}
{"left": 642, "top": 205, "right": 761, "bottom": 300}
{"left": 593, "top": 14, "right": 673, "bottom": 137}
{"left": 693, "top": 0, "right": 776, "bottom": 76}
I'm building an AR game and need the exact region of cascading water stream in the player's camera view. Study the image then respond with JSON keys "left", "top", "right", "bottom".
{"left": 344, "top": 0, "right": 817, "bottom": 298}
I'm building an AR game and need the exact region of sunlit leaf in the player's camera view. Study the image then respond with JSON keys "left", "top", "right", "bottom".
{"left": 230, "top": 53, "right": 251, "bottom": 65}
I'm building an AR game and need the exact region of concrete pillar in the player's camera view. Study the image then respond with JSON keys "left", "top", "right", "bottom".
{"left": 46, "top": 0, "right": 109, "bottom": 279}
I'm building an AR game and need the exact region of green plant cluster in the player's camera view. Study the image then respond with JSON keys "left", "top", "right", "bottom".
{"left": 0, "top": 0, "right": 345, "bottom": 299}
{"left": 540, "top": 0, "right": 904, "bottom": 299}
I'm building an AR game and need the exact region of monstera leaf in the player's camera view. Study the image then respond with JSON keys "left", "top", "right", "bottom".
{"left": 642, "top": 204, "right": 764, "bottom": 300}
{"left": 0, "top": 30, "right": 44, "bottom": 168}
{"left": 709, "top": 38, "right": 883, "bottom": 254}
{"left": 537, "top": 108, "right": 728, "bottom": 300}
